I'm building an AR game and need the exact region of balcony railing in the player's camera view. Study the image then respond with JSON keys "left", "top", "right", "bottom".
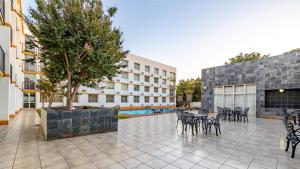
{"left": 23, "top": 62, "right": 39, "bottom": 73}
{"left": 0, "top": 0, "right": 4, "bottom": 24}
{"left": 0, "top": 46, "right": 4, "bottom": 74}
{"left": 23, "top": 82, "right": 36, "bottom": 90}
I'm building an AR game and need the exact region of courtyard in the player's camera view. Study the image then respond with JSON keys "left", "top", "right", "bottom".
{"left": 0, "top": 110, "right": 299, "bottom": 169}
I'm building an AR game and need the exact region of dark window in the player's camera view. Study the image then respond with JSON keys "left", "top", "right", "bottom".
{"left": 265, "top": 89, "right": 300, "bottom": 109}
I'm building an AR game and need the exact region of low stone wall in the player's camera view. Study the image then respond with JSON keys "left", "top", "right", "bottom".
{"left": 41, "top": 106, "right": 119, "bottom": 140}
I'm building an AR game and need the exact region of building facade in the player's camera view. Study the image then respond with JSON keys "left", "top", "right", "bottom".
{"left": 201, "top": 52, "right": 300, "bottom": 117}
{"left": 35, "top": 54, "right": 177, "bottom": 110}
{"left": 0, "top": 0, "right": 25, "bottom": 124}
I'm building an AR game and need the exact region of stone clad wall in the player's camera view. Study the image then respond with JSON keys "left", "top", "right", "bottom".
{"left": 201, "top": 52, "right": 300, "bottom": 117}
{"left": 42, "top": 106, "right": 119, "bottom": 140}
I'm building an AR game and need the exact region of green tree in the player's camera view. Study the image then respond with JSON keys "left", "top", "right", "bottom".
{"left": 226, "top": 52, "right": 269, "bottom": 64}
{"left": 25, "top": 0, "right": 128, "bottom": 110}
{"left": 37, "top": 78, "right": 59, "bottom": 107}
{"left": 176, "top": 78, "right": 202, "bottom": 107}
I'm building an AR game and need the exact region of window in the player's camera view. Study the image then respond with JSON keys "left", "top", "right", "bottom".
{"left": 121, "top": 72, "right": 128, "bottom": 79}
{"left": 121, "top": 96, "right": 128, "bottom": 103}
{"left": 170, "top": 72, "right": 176, "bottom": 79}
{"left": 121, "top": 60, "right": 128, "bottom": 67}
{"left": 145, "top": 86, "right": 150, "bottom": 92}
{"left": 162, "top": 79, "right": 166, "bottom": 85}
{"left": 154, "top": 68, "right": 159, "bottom": 74}
{"left": 88, "top": 94, "right": 98, "bottom": 103}
{"left": 154, "top": 87, "right": 158, "bottom": 93}
{"left": 134, "top": 85, "right": 139, "bottom": 91}
{"left": 134, "top": 63, "right": 140, "bottom": 70}
{"left": 106, "top": 95, "right": 114, "bottom": 103}
{"left": 154, "top": 78, "right": 159, "bottom": 83}
{"left": 154, "top": 97, "right": 159, "bottom": 103}
{"left": 134, "top": 96, "right": 139, "bottom": 103}
{"left": 170, "top": 97, "right": 175, "bottom": 103}
{"left": 162, "top": 88, "right": 166, "bottom": 93}
{"left": 144, "top": 96, "right": 150, "bottom": 103}
{"left": 162, "top": 97, "right": 166, "bottom": 103}
{"left": 170, "top": 89, "right": 175, "bottom": 96}
{"left": 145, "top": 65, "right": 150, "bottom": 72}
{"left": 163, "top": 70, "right": 167, "bottom": 76}
{"left": 106, "top": 82, "right": 114, "bottom": 89}
{"left": 134, "top": 74, "right": 140, "bottom": 81}
{"left": 144, "top": 76, "right": 150, "bottom": 82}
{"left": 121, "top": 83, "right": 128, "bottom": 91}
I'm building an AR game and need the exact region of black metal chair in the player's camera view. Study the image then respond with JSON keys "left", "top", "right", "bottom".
{"left": 283, "top": 119, "right": 300, "bottom": 158}
{"left": 176, "top": 108, "right": 184, "bottom": 128}
{"left": 223, "top": 107, "right": 232, "bottom": 121}
{"left": 233, "top": 107, "right": 243, "bottom": 121}
{"left": 283, "top": 108, "right": 297, "bottom": 125}
{"left": 181, "top": 112, "right": 198, "bottom": 136}
{"left": 217, "top": 107, "right": 226, "bottom": 121}
{"left": 205, "top": 113, "right": 222, "bottom": 136}
{"left": 240, "top": 107, "right": 249, "bottom": 122}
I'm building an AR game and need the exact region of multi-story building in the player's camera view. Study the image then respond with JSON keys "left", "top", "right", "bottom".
{"left": 0, "top": 0, "right": 25, "bottom": 124}
{"left": 35, "top": 54, "right": 177, "bottom": 111}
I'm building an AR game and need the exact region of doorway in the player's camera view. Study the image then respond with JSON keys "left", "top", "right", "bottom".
{"left": 23, "top": 93, "right": 36, "bottom": 108}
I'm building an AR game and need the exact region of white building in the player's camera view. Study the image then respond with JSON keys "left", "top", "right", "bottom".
{"left": 0, "top": 0, "right": 25, "bottom": 124}
{"left": 36, "top": 54, "right": 177, "bottom": 111}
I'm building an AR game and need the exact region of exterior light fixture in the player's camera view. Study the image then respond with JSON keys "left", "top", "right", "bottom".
{"left": 203, "top": 86, "right": 207, "bottom": 90}
{"left": 279, "top": 88, "right": 284, "bottom": 93}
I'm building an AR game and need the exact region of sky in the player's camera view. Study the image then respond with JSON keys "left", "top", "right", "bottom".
{"left": 22, "top": 0, "right": 300, "bottom": 80}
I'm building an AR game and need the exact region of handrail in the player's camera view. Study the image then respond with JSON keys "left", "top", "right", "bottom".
{"left": 0, "top": 0, "right": 5, "bottom": 24}
{"left": 0, "top": 45, "right": 4, "bottom": 73}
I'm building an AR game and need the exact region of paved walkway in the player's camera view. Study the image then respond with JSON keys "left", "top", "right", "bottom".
{"left": 0, "top": 109, "right": 299, "bottom": 169}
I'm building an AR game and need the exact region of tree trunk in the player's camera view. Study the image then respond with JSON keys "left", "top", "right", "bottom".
{"left": 42, "top": 93, "right": 45, "bottom": 107}
{"left": 66, "top": 71, "right": 73, "bottom": 110}
{"left": 48, "top": 92, "right": 56, "bottom": 108}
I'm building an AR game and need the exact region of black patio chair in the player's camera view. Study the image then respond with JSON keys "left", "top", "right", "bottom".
{"left": 205, "top": 113, "right": 222, "bottom": 136}
{"left": 283, "top": 119, "right": 300, "bottom": 158}
{"left": 223, "top": 107, "right": 232, "bottom": 121}
{"left": 181, "top": 112, "right": 198, "bottom": 136}
{"left": 283, "top": 108, "right": 297, "bottom": 125}
{"left": 176, "top": 108, "right": 184, "bottom": 128}
{"left": 217, "top": 107, "right": 226, "bottom": 121}
{"left": 240, "top": 107, "right": 249, "bottom": 122}
{"left": 233, "top": 107, "right": 243, "bottom": 121}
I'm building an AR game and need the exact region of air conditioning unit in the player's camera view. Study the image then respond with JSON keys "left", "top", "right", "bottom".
{"left": 151, "top": 94, "right": 153, "bottom": 96}
{"left": 101, "top": 105, "right": 104, "bottom": 107}
{"left": 130, "top": 81, "right": 133, "bottom": 83}
{"left": 130, "top": 92, "right": 133, "bottom": 94}
{"left": 141, "top": 93, "right": 144, "bottom": 96}
{"left": 160, "top": 94, "right": 162, "bottom": 96}
{"left": 151, "top": 84, "right": 153, "bottom": 86}
{"left": 117, "top": 79, "right": 120, "bottom": 82}
{"left": 82, "top": 90, "right": 86, "bottom": 92}
{"left": 141, "top": 104, "right": 144, "bottom": 106}
{"left": 151, "top": 74, "right": 154, "bottom": 76}
{"left": 160, "top": 85, "right": 162, "bottom": 87}
{"left": 141, "top": 82, "right": 144, "bottom": 84}
{"left": 101, "top": 91, "right": 104, "bottom": 93}
{"left": 160, "top": 76, "right": 162, "bottom": 78}
{"left": 130, "top": 70, "right": 133, "bottom": 72}
{"left": 116, "top": 92, "right": 120, "bottom": 94}
{"left": 130, "top": 104, "right": 133, "bottom": 106}
{"left": 141, "top": 72, "right": 144, "bottom": 75}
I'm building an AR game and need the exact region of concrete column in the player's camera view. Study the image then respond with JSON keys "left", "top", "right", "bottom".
{"left": 0, "top": 78, "right": 10, "bottom": 124}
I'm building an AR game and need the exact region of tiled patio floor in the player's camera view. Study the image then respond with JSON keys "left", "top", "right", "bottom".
{"left": 0, "top": 110, "right": 299, "bottom": 169}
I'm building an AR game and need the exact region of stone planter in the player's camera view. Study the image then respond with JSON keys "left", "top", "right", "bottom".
{"left": 41, "top": 106, "right": 119, "bottom": 140}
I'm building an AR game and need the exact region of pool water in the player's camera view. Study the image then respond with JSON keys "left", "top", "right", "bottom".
{"left": 119, "top": 108, "right": 175, "bottom": 115}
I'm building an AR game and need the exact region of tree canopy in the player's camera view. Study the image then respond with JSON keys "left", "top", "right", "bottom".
{"left": 25, "top": 0, "right": 128, "bottom": 110}
{"left": 226, "top": 52, "right": 269, "bottom": 64}
{"left": 176, "top": 78, "right": 201, "bottom": 107}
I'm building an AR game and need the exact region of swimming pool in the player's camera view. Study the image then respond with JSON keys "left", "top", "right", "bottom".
{"left": 119, "top": 108, "right": 175, "bottom": 115}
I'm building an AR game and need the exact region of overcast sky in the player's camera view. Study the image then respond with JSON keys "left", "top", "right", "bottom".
{"left": 23, "top": 0, "right": 300, "bottom": 80}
